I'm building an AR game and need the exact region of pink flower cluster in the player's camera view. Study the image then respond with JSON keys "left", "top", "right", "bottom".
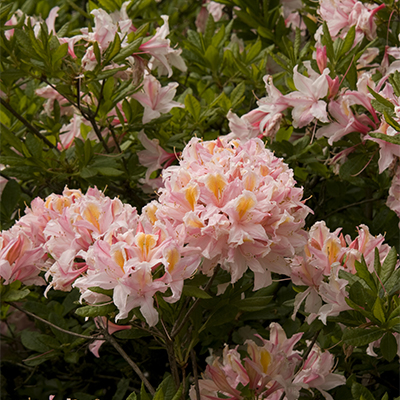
{"left": 289, "top": 221, "right": 392, "bottom": 324}
{"left": 0, "top": 187, "right": 201, "bottom": 327}
{"left": 155, "top": 136, "right": 311, "bottom": 290}
{"left": 190, "top": 322, "right": 345, "bottom": 400}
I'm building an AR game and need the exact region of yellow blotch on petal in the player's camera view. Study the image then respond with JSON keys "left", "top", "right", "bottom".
{"left": 185, "top": 214, "right": 204, "bottom": 229}
{"left": 205, "top": 173, "right": 227, "bottom": 201}
{"left": 136, "top": 232, "right": 157, "bottom": 260}
{"left": 145, "top": 204, "right": 158, "bottom": 225}
{"left": 260, "top": 165, "right": 270, "bottom": 177}
{"left": 82, "top": 203, "right": 101, "bottom": 231}
{"left": 114, "top": 249, "right": 125, "bottom": 273}
{"left": 185, "top": 185, "right": 199, "bottom": 211}
{"left": 166, "top": 248, "right": 180, "bottom": 273}
{"left": 243, "top": 171, "right": 257, "bottom": 192}
{"left": 325, "top": 238, "right": 341, "bottom": 265}
{"left": 236, "top": 193, "right": 256, "bottom": 220}
{"left": 260, "top": 349, "right": 271, "bottom": 374}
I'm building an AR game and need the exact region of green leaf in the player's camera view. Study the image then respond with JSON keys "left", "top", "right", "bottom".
{"left": 112, "top": 378, "right": 130, "bottom": 400}
{"left": 232, "top": 296, "right": 273, "bottom": 312}
{"left": 1, "top": 179, "right": 21, "bottom": 216}
{"left": 372, "top": 297, "right": 385, "bottom": 323}
{"left": 0, "top": 123, "right": 24, "bottom": 153}
{"left": 205, "top": 45, "right": 220, "bottom": 71}
{"left": 126, "top": 393, "right": 137, "bottom": 400}
{"left": 170, "top": 385, "right": 182, "bottom": 400}
{"left": 246, "top": 40, "right": 262, "bottom": 63}
{"left": 182, "top": 285, "right": 212, "bottom": 299}
{"left": 380, "top": 332, "right": 397, "bottom": 361}
{"left": 354, "top": 259, "right": 376, "bottom": 292}
{"left": 367, "top": 86, "right": 395, "bottom": 111}
{"left": 348, "top": 281, "right": 366, "bottom": 307}
{"left": 342, "top": 327, "right": 384, "bottom": 346}
{"left": 338, "top": 25, "right": 355, "bottom": 58}
{"left": 204, "top": 14, "right": 215, "bottom": 48}
{"left": 384, "top": 268, "right": 400, "bottom": 296}
{"left": 388, "top": 71, "right": 400, "bottom": 97}
{"left": 140, "top": 383, "right": 151, "bottom": 400}
{"left": 212, "top": 24, "right": 225, "bottom": 48}
{"left": 21, "top": 331, "right": 53, "bottom": 352}
{"left": 88, "top": 287, "right": 113, "bottom": 297}
{"left": 230, "top": 82, "right": 245, "bottom": 106}
{"left": 96, "top": 167, "right": 124, "bottom": 177}
{"left": 352, "top": 382, "right": 375, "bottom": 400}
{"left": 257, "top": 26, "right": 274, "bottom": 40}
{"left": 384, "top": 111, "right": 400, "bottom": 132}
{"left": 75, "top": 303, "right": 116, "bottom": 318}
{"left": 339, "top": 153, "right": 369, "bottom": 180}
{"left": 275, "top": 126, "right": 293, "bottom": 142}
{"left": 113, "top": 38, "right": 142, "bottom": 64}
{"left": 2, "top": 288, "right": 30, "bottom": 302}
{"left": 321, "top": 21, "right": 335, "bottom": 62}
{"left": 25, "top": 133, "right": 42, "bottom": 159}
{"left": 184, "top": 94, "right": 201, "bottom": 122}
{"left": 104, "top": 32, "right": 122, "bottom": 64}
{"left": 153, "top": 387, "right": 164, "bottom": 400}
{"left": 381, "top": 247, "right": 398, "bottom": 285}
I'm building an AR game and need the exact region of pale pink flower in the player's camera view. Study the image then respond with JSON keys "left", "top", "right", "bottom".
{"left": 0, "top": 229, "right": 46, "bottom": 286}
{"left": 285, "top": 66, "right": 329, "bottom": 128}
{"left": 59, "top": 113, "right": 94, "bottom": 149}
{"left": 387, "top": 167, "right": 400, "bottom": 228}
{"left": 137, "top": 131, "right": 177, "bottom": 184}
{"left": 132, "top": 74, "right": 184, "bottom": 124}
{"left": 366, "top": 120, "right": 400, "bottom": 173}
{"left": 139, "top": 16, "right": 186, "bottom": 77}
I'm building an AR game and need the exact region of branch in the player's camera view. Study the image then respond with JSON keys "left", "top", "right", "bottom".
{"left": 98, "top": 320, "right": 155, "bottom": 395}
{"left": 171, "top": 266, "right": 220, "bottom": 339}
{"left": 0, "top": 98, "right": 59, "bottom": 152}
{"left": 190, "top": 348, "right": 201, "bottom": 400}
{"left": 8, "top": 302, "right": 103, "bottom": 340}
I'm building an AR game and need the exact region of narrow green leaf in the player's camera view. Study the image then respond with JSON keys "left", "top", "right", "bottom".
{"left": 381, "top": 247, "right": 398, "bottom": 285}
{"left": 184, "top": 94, "right": 201, "bottom": 122}
{"left": 126, "top": 393, "right": 137, "bottom": 400}
{"left": 112, "top": 378, "right": 130, "bottom": 400}
{"left": 372, "top": 297, "right": 385, "bottom": 323}
{"left": 388, "top": 71, "right": 400, "bottom": 97}
{"left": 321, "top": 21, "right": 334, "bottom": 62}
{"left": 113, "top": 37, "right": 142, "bottom": 63}
{"left": 75, "top": 303, "right": 116, "bottom": 318}
{"left": 93, "top": 41, "right": 101, "bottom": 65}
{"left": 246, "top": 40, "right": 262, "bottom": 63}
{"left": 367, "top": 86, "right": 395, "bottom": 110}
{"left": 1, "top": 179, "right": 21, "bottom": 216}
{"left": 380, "top": 332, "right": 398, "bottom": 361}
{"left": 342, "top": 327, "right": 384, "bottom": 346}
{"left": 384, "top": 111, "right": 400, "bottom": 132}
{"left": 232, "top": 296, "right": 273, "bottom": 312}
{"left": 368, "top": 131, "right": 400, "bottom": 145}
{"left": 211, "top": 24, "right": 225, "bottom": 48}
{"left": 230, "top": 82, "right": 245, "bottom": 106}
{"left": 338, "top": 25, "right": 355, "bottom": 58}
{"left": 170, "top": 385, "right": 182, "bottom": 400}
{"left": 182, "top": 285, "right": 212, "bottom": 299}
{"left": 204, "top": 14, "right": 215, "bottom": 48}
{"left": 257, "top": 26, "right": 274, "bottom": 40}
{"left": 293, "top": 28, "right": 301, "bottom": 60}
{"left": 354, "top": 259, "right": 376, "bottom": 292}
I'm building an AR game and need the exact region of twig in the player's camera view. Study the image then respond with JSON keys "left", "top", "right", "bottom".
{"left": 0, "top": 98, "right": 59, "bottom": 151}
{"left": 321, "top": 198, "right": 378, "bottom": 220}
{"left": 8, "top": 302, "right": 103, "bottom": 340}
{"left": 190, "top": 348, "right": 201, "bottom": 400}
{"left": 99, "top": 321, "right": 155, "bottom": 395}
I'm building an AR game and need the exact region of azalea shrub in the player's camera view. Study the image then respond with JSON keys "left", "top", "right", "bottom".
{"left": 0, "top": 0, "right": 399, "bottom": 399}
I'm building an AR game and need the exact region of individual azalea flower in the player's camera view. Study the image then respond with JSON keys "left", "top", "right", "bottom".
{"left": 132, "top": 74, "right": 184, "bottom": 124}
{"left": 284, "top": 65, "right": 330, "bottom": 128}
{"left": 387, "top": 166, "right": 400, "bottom": 228}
